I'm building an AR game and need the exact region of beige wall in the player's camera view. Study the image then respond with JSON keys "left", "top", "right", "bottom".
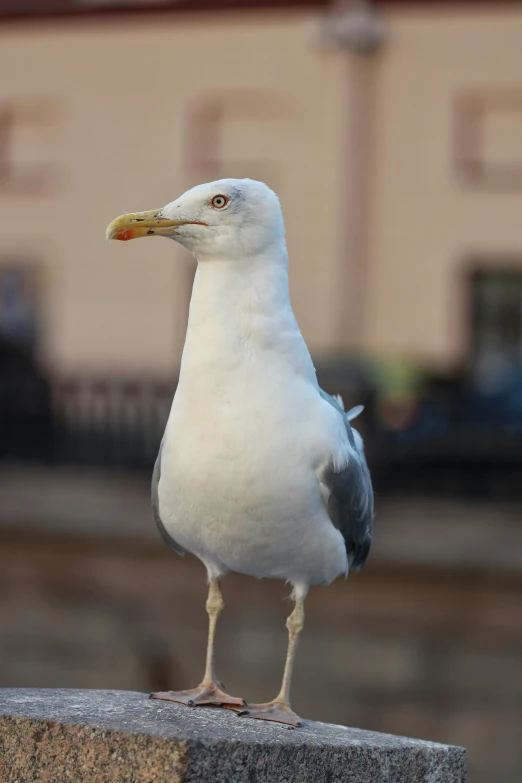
{"left": 0, "top": 13, "right": 346, "bottom": 374}
{"left": 367, "top": 7, "right": 522, "bottom": 369}
{"left": 2, "top": 7, "right": 522, "bottom": 374}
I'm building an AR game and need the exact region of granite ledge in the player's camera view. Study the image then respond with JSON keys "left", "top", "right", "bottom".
{"left": 0, "top": 688, "right": 467, "bottom": 783}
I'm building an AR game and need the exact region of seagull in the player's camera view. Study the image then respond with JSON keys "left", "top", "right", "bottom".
{"left": 106, "top": 179, "right": 374, "bottom": 727}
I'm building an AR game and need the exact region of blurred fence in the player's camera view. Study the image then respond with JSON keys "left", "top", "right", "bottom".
{"left": 52, "top": 375, "right": 173, "bottom": 469}
{"left": 2, "top": 337, "right": 522, "bottom": 500}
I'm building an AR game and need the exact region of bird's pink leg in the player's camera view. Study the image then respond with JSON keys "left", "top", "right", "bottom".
{"left": 150, "top": 577, "right": 246, "bottom": 711}
{"left": 240, "top": 595, "right": 304, "bottom": 727}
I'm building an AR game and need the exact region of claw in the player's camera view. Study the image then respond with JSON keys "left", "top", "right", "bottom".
{"left": 150, "top": 685, "right": 246, "bottom": 712}
{"left": 238, "top": 701, "right": 302, "bottom": 728}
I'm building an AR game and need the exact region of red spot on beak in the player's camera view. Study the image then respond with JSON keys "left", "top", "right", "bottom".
{"left": 114, "top": 227, "right": 134, "bottom": 241}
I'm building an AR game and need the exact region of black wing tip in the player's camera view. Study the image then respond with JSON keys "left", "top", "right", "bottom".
{"left": 348, "top": 539, "right": 372, "bottom": 571}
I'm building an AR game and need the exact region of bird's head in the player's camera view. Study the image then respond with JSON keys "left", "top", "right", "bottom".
{"left": 106, "top": 178, "right": 285, "bottom": 261}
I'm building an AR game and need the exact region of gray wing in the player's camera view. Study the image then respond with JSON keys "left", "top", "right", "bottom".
{"left": 152, "top": 438, "right": 186, "bottom": 557}
{"left": 319, "top": 389, "right": 374, "bottom": 571}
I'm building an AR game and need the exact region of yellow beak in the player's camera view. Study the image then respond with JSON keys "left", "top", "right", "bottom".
{"left": 106, "top": 209, "right": 204, "bottom": 241}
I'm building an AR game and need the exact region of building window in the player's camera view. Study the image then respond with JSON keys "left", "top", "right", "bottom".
{"left": 470, "top": 268, "right": 522, "bottom": 389}
{"left": 0, "top": 263, "right": 39, "bottom": 358}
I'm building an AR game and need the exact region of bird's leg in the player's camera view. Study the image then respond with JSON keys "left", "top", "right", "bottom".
{"left": 240, "top": 595, "right": 305, "bottom": 727}
{"left": 150, "top": 577, "right": 246, "bottom": 711}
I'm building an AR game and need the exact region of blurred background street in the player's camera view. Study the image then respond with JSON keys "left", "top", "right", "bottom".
{"left": 0, "top": 1, "right": 521, "bottom": 781}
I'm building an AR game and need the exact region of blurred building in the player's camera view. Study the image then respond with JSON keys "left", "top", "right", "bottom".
{"left": 2, "top": 0, "right": 522, "bottom": 377}
{"left": 1, "top": 2, "right": 522, "bottom": 782}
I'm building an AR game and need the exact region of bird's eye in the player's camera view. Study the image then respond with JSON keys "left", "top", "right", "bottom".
{"left": 211, "top": 194, "right": 229, "bottom": 209}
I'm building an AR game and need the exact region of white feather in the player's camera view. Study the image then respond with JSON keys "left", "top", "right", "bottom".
{"left": 346, "top": 404, "right": 365, "bottom": 422}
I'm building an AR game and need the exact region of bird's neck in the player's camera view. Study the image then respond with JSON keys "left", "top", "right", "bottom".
{"left": 179, "top": 242, "right": 316, "bottom": 381}
{"left": 192, "top": 242, "right": 290, "bottom": 315}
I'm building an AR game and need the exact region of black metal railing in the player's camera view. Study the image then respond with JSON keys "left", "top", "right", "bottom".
{"left": 2, "top": 345, "right": 522, "bottom": 498}
{"left": 51, "top": 375, "right": 175, "bottom": 469}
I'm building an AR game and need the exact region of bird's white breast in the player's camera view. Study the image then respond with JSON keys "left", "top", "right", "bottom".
{"left": 157, "top": 257, "right": 349, "bottom": 586}
{"left": 159, "top": 366, "right": 345, "bottom": 584}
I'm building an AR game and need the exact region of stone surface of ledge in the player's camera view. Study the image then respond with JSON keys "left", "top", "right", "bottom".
{"left": 0, "top": 689, "right": 467, "bottom": 782}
